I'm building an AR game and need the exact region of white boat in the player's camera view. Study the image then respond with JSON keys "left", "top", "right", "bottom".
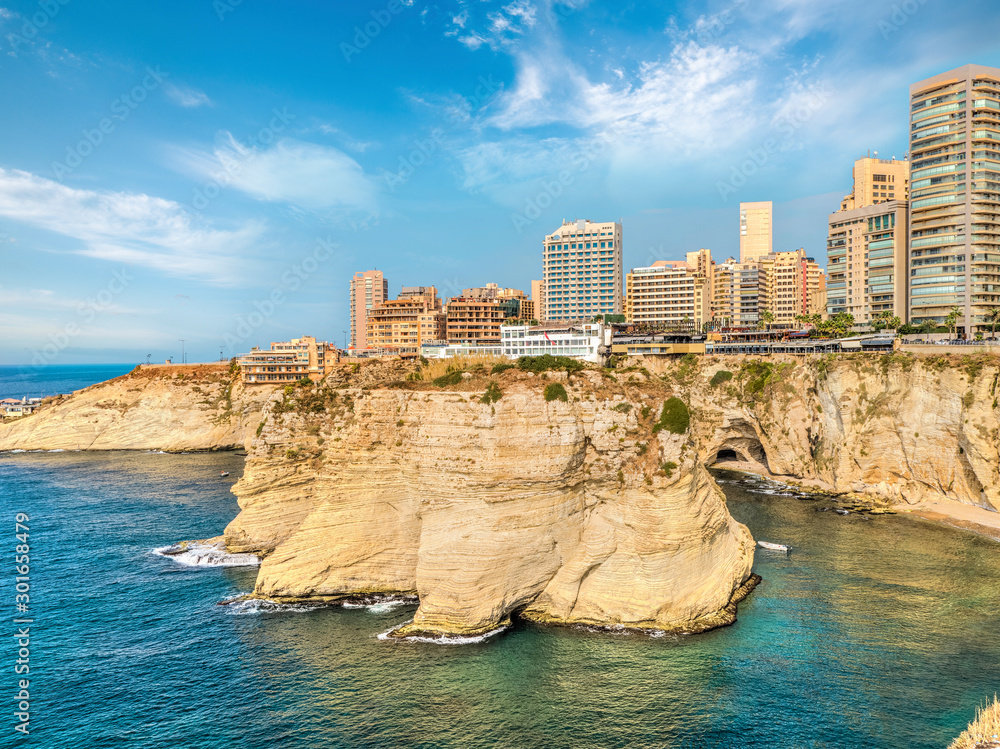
{"left": 757, "top": 540, "right": 790, "bottom": 553}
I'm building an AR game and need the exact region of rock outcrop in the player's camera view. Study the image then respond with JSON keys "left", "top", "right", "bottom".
{"left": 0, "top": 363, "right": 269, "bottom": 452}
{"left": 672, "top": 352, "right": 1000, "bottom": 511}
{"left": 226, "top": 363, "right": 756, "bottom": 637}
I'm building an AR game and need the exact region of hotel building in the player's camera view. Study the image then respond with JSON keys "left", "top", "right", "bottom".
{"left": 909, "top": 64, "right": 1000, "bottom": 334}
{"left": 542, "top": 219, "right": 623, "bottom": 320}
{"left": 625, "top": 261, "right": 711, "bottom": 331}
{"left": 739, "top": 201, "right": 773, "bottom": 263}
{"left": 366, "top": 286, "right": 446, "bottom": 353}
{"left": 348, "top": 270, "right": 388, "bottom": 351}
{"left": 758, "top": 249, "right": 825, "bottom": 328}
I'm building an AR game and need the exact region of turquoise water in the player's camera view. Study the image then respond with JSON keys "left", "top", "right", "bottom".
{"left": 1, "top": 454, "right": 998, "bottom": 748}
{"left": 0, "top": 364, "right": 136, "bottom": 400}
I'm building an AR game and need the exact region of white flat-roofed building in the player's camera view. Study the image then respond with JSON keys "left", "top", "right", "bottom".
{"left": 501, "top": 323, "right": 605, "bottom": 363}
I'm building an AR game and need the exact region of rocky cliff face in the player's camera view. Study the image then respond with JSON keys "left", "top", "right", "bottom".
{"left": 226, "top": 362, "right": 756, "bottom": 637}
{"left": 638, "top": 352, "right": 1000, "bottom": 512}
{"left": 0, "top": 364, "right": 269, "bottom": 452}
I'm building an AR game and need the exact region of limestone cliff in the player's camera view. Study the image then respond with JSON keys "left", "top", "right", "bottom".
{"left": 226, "top": 361, "right": 757, "bottom": 637}
{"left": 636, "top": 352, "right": 1000, "bottom": 511}
{"left": 0, "top": 363, "right": 270, "bottom": 452}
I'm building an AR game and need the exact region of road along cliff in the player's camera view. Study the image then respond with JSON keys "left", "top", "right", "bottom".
{"left": 225, "top": 358, "right": 758, "bottom": 638}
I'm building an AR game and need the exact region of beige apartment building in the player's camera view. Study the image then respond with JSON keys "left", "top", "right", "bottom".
{"left": 445, "top": 297, "right": 505, "bottom": 344}
{"left": 739, "top": 201, "right": 772, "bottom": 263}
{"left": 827, "top": 155, "right": 911, "bottom": 325}
{"left": 840, "top": 156, "right": 910, "bottom": 210}
{"left": 543, "top": 219, "right": 623, "bottom": 320}
{"left": 827, "top": 201, "right": 909, "bottom": 323}
{"left": 531, "top": 279, "right": 545, "bottom": 320}
{"left": 758, "top": 250, "right": 825, "bottom": 328}
{"left": 909, "top": 64, "right": 1000, "bottom": 334}
{"left": 348, "top": 270, "right": 388, "bottom": 351}
{"left": 625, "top": 261, "right": 710, "bottom": 330}
{"left": 366, "top": 286, "right": 446, "bottom": 353}
{"left": 237, "top": 335, "right": 338, "bottom": 385}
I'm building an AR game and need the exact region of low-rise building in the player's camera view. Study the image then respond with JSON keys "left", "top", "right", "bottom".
{"left": 237, "top": 335, "right": 338, "bottom": 385}
{"left": 445, "top": 297, "right": 505, "bottom": 344}
{"left": 501, "top": 322, "right": 606, "bottom": 363}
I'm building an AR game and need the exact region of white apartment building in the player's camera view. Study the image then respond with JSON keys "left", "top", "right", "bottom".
{"left": 542, "top": 219, "right": 623, "bottom": 321}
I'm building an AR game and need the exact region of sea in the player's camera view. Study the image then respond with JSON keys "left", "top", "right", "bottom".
{"left": 0, "top": 364, "right": 136, "bottom": 401}
{"left": 0, "top": 448, "right": 998, "bottom": 748}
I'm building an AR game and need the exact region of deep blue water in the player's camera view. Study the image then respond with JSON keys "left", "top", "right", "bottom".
{"left": 0, "top": 454, "right": 998, "bottom": 748}
{"left": 0, "top": 364, "right": 136, "bottom": 400}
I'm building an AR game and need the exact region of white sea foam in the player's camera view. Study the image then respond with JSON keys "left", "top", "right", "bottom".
{"left": 47, "top": 449, "right": 65, "bottom": 452}
{"left": 377, "top": 621, "right": 510, "bottom": 645}
{"left": 222, "top": 597, "right": 317, "bottom": 615}
{"left": 7, "top": 449, "right": 25, "bottom": 454}
{"left": 153, "top": 541, "right": 260, "bottom": 567}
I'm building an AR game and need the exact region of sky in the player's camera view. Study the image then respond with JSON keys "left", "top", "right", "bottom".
{"left": 0, "top": 0, "right": 998, "bottom": 365}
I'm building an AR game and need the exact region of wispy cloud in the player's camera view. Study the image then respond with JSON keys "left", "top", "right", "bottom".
{"left": 164, "top": 83, "right": 213, "bottom": 108}
{"left": 174, "top": 136, "right": 380, "bottom": 213}
{"left": 0, "top": 168, "right": 264, "bottom": 285}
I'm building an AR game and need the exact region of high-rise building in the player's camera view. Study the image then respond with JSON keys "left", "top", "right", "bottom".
{"left": 625, "top": 261, "right": 711, "bottom": 330}
{"left": 366, "top": 286, "right": 445, "bottom": 353}
{"left": 542, "top": 219, "right": 623, "bottom": 321}
{"left": 840, "top": 156, "right": 910, "bottom": 210}
{"left": 827, "top": 155, "right": 910, "bottom": 325}
{"left": 909, "top": 64, "right": 1000, "bottom": 334}
{"left": 739, "top": 201, "right": 772, "bottom": 263}
{"left": 758, "top": 249, "right": 825, "bottom": 328}
{"left": 531, "top": 279, "right": 545, "bottom": 320}
{"left": 713, "top": 258, "right": 761, "bottom": 327}
{"left": 349, "top": 270, "right": 388, "bottom": 350}
{"left": 827, "top": 201, "right": 909, "bottom": 323}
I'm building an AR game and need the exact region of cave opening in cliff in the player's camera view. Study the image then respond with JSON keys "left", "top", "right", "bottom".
{"left": 716, "top": 449, "right": 743, "bottom": 462}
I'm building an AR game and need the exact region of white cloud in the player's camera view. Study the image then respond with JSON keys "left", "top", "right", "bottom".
{"left": 0, "top": 168, "right": 264, "bottom": 285}
{"left": 175, "top": 136, "right": 379, "bottom": 213}
{"left": 451, "top": 0, "right": 539, "bottom": 50}
{"left": 164, "top": 83, "right": 213, "bottom": 108}
{"left": 0, "top": 7, "right": 13, "bottom": 21}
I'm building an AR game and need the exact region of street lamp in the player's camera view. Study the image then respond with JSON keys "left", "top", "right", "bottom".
{"left": 179, "top": 339, "right": 186, "bottom": 364}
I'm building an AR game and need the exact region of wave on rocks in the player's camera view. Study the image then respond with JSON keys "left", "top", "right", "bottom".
{"left": 377, "top": 621, "right": 510, "bottom": 646}
{"left": 220, "top": 596, "right": 318, "bottom": 615}
{"left": 153, "top": 540, "right": 260, "bottom": 567}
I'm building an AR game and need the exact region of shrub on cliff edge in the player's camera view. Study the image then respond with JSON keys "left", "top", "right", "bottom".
{"left": 518, "top": 355, "right": 585, "bottom": 374}
{"left": 432, "top": 370, "right": 464, "bottom": 388}
{"left": 544, "top": 383, "right": 568, "bottom": 402}
{"left": 652, "top": 397, "right": 690, "bottom": 435}
{"left": 480, "top": 382, "right": 503, "bottom": 404}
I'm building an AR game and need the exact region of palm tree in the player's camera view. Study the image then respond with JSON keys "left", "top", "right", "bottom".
{"left": 983, "top": 307, "right": 1000, "bottom": 340}
{"left": 945, "top": 306, "right": 962, "bottom": 339}
{"left": 760, "top": 310, "right": 775, "bottom": 332}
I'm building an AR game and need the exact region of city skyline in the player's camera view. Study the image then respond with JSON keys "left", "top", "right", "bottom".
{"left": 1, "top": 0, "right": 999, "bottom": 363}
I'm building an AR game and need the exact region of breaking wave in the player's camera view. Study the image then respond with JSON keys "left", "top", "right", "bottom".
{"left": 153, "top": 541, "right": 260, "bottom": 567}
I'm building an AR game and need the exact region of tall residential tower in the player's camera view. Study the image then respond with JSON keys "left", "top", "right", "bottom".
{"left": 349, "top": 270, "right": 388, "bottom": 350}
{"left": 739, "top": 201, "right": 772, "bottom": 263}
{"left": 909, "top": 64, "right": 1000, "bottom": 334}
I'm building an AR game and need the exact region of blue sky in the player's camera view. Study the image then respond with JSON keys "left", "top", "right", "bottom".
{"left": 0, "top": 0, "right": 998, "bottom": 364}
